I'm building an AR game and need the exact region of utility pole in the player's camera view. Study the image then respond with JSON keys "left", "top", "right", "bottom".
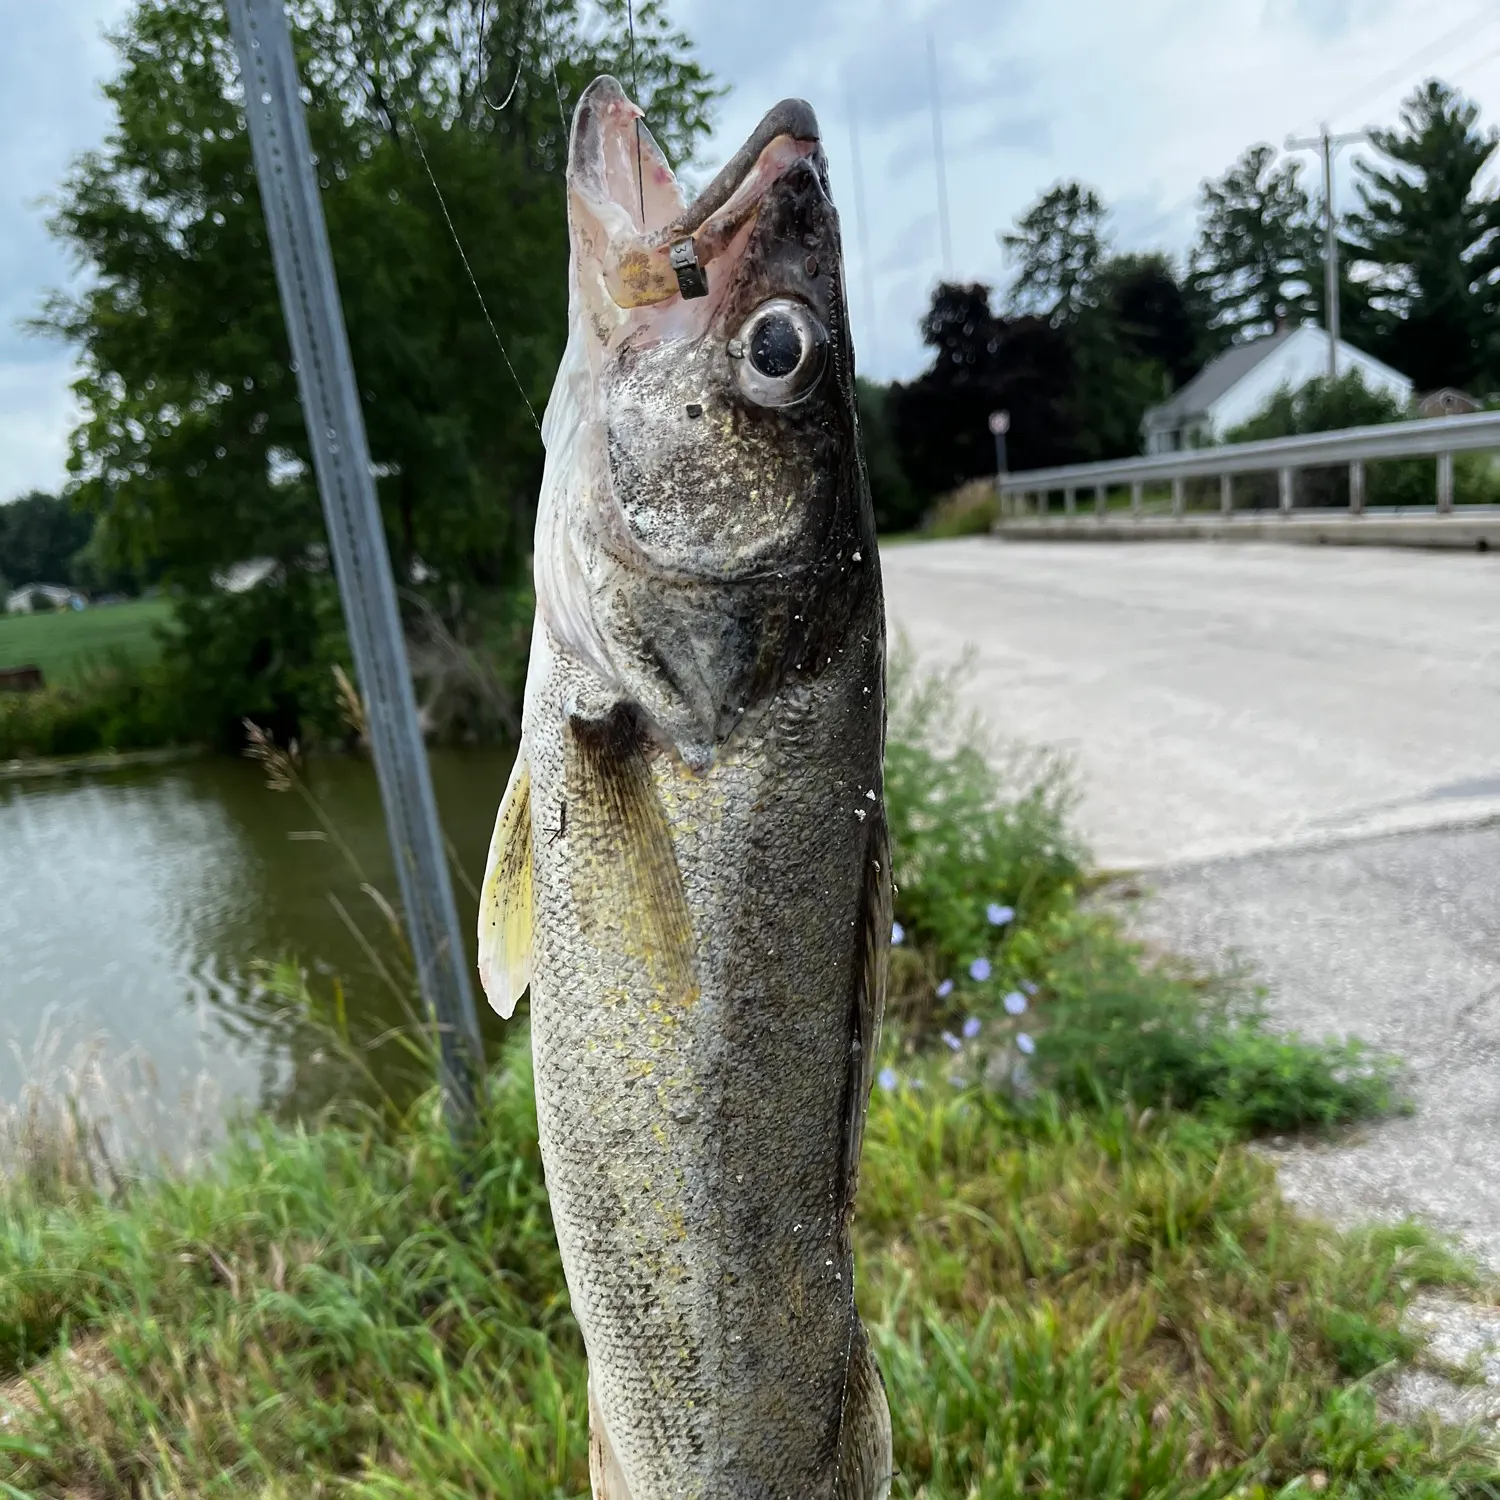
{"left": 225, "top": 0, "right": 483, "bottom": 1131}
{"left": 1286, "top": 123, "right": 1368, "bottom": 382}
{"left": 927, "top": 34, "right": 953, "bottom": 275}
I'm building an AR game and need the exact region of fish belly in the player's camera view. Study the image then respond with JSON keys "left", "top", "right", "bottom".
{"left": 526, "top": 639, "right": 888, "bottom": 1500}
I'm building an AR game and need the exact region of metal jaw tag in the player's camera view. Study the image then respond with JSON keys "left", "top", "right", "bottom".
{"left": 670, "top": 237, "right": 709, "bottom": 300}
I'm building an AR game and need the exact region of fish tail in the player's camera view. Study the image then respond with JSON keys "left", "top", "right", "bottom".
{"left": 836, "top": 1324, "right": 893, "bottom": 1500}
{"left": 588, "top": 1375, "right": 635, "bottom": 1500}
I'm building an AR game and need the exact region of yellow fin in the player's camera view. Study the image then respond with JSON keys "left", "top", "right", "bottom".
{"left": 478, "top": 749, "right": 533, "bottom": 1019}
{"left": 565, "top": 709, "right": 698, "bottom": 1004}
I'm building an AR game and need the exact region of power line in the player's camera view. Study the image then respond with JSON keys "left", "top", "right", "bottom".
{"left": 1319, "top": 4, "right": 1500, "bottom": 127}
{"left": 926, "top": 34, "right": 952, "bottom": 276}
{"left": 1448, "top": 35, "right": 1500, "bottom": 86}
{"left": 846, "top": 101, "right": 879, "bottom": 372}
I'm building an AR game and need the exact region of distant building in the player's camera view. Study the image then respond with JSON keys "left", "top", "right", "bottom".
{"left": 1141, "top": 326, "right": 1414, "bottom": 454}
{"left": 1417, "top": 388, "right": 1481, "bottom": 419}
{"left": 5, "top": 583, "right": 82, "bottom": 614}
{"left": 212, "top": 558, "right": 279, "bottom": 594}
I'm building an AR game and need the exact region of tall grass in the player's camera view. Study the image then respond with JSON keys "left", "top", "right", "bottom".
{"left": 0, "top": 660, "right": 1491, "bottom": 1497}
{"left": 1, "top": 1043, "right": 1492, "bottom": 1498}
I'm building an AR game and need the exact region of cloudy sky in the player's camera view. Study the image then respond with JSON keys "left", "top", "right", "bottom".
{"left": 4, "top": 0, "right": 1500, "bottom": 502}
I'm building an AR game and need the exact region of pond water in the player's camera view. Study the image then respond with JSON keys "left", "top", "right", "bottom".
{"left": 0, "top": 748, "right": 515, "bottom": 1137}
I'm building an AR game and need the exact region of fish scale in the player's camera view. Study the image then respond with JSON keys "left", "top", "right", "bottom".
{"left": 479, "top": 74, "right": 892, "bottom": 1500}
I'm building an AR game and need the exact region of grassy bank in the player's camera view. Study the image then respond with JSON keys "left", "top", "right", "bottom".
{"left": 0, "top": 599, "right": 182, "bottom": 762}
{"left": 4, "top": 1047, "right": 1494, "bottom": 1499}
{"left": 2, "top": 662, "right": 1495, "bottom": 1498}
{"left": 0, "top": 598, "right": 172, "bottom": 685}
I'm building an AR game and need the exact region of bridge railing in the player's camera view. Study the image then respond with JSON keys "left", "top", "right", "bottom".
{"left": 996, "top": 410, "right": 1500, "bottom": 522}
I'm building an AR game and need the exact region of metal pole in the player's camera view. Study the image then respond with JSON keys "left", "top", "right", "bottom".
{"left": 1131, "top": 480, "right": 1143, "bottom": 520}
{"left": 1094, "top": 484, "right": 1106, "bottom": 520}
{"left": 1279, "top": 467, "right": 1296, "bottom": 515}
{"left": 1064, "top": 486, "right": 1076, "bottom": 517}
{"left": 226, "top": 0, "right": 482, "bottom": 1125}
{"left": 1320, "top": 127, "right": 1338, "bottom": 381}
{"left": 1171, "top": 475, "right": 1184, "bottom": 518}
{"left": 1220, "top": 472, "right": 1233, "bottom": 517}
{"left": 1437, "top": 452, "right": 1455, "bottom": 514}
{"left": 1349, "top": 459, "right": 1365, "bottom": 515}
{"left": 994, "top": 429, "right": 1007, "bottom": 480}
{"left": 1287, "top": 125, "right": 1366, "bottom": 384}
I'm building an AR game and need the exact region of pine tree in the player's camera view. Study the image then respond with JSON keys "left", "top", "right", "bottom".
{"left": 1345, "top": 79, "right": 1500, "bottom": 393}
{"left": 1000, "top": 182, "right": 1110, "bottom": 324}
{"left": 1191, "top": 144, "right": 1319, "bottom": 341}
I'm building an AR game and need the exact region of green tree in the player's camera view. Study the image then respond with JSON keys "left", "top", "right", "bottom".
{"left": 855, "top": 379, "right": 921, "bottom": 534}
{"left": 1192, "top": 144, "right": 1319, "bottom": 341}
{"left": 1001, "top": 182, "right": 1110, "bottom": 324}
{"left": 1346, "top": 79, "right": 1500, "bottom": 393}
{"left": 39, "top": 0, "right": 717, "bottom": 744}
{"left": 0, "top": 492, "right": 93, "bottom": 589}
{"left": 1095, "top": 252, "right": 1215, "bottom": 390}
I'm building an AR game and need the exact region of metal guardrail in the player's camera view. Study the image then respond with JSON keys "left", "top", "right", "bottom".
{"left": 997, "top": 410, "right": 1500, "bottom": 520}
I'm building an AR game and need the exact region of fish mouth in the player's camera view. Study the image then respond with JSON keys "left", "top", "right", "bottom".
{"left": 568, "top": 76, "right": 822, "bottom": 314}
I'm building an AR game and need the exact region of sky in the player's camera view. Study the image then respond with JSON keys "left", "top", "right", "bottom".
{"left": 4, "top": 0, "right": 1500, "bottom": 502}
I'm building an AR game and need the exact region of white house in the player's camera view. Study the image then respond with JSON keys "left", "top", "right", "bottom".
{"left": 1141, "top": 325, "right": 1414, "bottom": 454}
{"left": 5, "top": 582, "right": 81, "bottom": 614}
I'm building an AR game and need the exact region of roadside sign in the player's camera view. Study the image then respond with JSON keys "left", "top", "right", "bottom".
{"left": 989, "top": 410, "right": 1010, "bottom": 436}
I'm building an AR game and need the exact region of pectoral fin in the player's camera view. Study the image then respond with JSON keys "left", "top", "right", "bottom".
{"left": 565, "top": 707, "right": 698, "bottom": 1004}
{"left": 478, "top": 749, "right": 533, "bottom": 1019}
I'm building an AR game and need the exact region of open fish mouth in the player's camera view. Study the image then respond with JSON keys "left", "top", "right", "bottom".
{"left": 567, "top": 76, "right": 823, "bottom": 316}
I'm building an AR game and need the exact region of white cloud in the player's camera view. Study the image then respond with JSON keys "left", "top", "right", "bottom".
{"left": 679, "top": 0, "right": 1500, "bottom": 381}
{"left": 0, "top": 0, "right": 126, "bottom": 503}
{"left": 0, "top": 356, "right": 84, "bottom": 499}
{"left": 4, "top": 0, "right": 1500, "bottom": 505}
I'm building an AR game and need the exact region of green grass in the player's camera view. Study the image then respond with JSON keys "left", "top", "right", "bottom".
{"left": 0, "top": 658, "right": 1493, "bottom": 1497}
{"left": 1, "top": 1046, "right": 1493, "bottom": 1499}
{"left": 0, "top": 597, "right": 172, "bottom": 686}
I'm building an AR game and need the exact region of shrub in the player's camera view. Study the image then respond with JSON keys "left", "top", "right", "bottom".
{"left": 923, "top": 477, "right": 1002, "bottom": 537}
{"left": 1224, "top": 372, "right": 1500, "bottom": 510}
{"left": 0, "top": 658, "right": 182, "bottom": 760}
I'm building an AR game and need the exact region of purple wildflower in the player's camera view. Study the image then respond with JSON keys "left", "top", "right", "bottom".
{"left": 969, "top": 957, "right": 992, "bottom": 982}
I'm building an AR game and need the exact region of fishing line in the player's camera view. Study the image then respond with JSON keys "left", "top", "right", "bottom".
{"left": 627, "top": 0, "right": 645, "bottom": 226}
{"left": 406, "top": 122, "right": 540, "bottom": 431}
{"left": 375, "top": 12, "right": 541, "bottom": 432}
{"left": 477, "top": 0, "right": 526, "bottom": 113}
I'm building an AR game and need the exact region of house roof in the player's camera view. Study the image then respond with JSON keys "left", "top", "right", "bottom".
{"left": 1143, "top": 329, "right": 1297, "bottom": 430}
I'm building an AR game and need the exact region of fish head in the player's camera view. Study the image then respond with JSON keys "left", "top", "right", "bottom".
{"left": 557, "top": 76, "right": 860, "bottom": 588}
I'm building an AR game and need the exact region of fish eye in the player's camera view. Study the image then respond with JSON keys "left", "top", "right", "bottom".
{"left": 732, "top": 298, "right": 828, "bottom": 408}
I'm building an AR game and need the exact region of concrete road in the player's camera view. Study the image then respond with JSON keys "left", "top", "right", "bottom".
{"left": 882, "top": 538, "right": 1500, "bottom": 869}
{"left": 884, "top": 537, "right": 1500, "bottom": 1280}
{"left": 1114, "top": 826, "right": 1500, "bottom": 1271}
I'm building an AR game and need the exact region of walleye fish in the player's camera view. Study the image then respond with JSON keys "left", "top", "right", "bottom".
{"left": 479, "top": 75, "right": 891, "bottom": 1500}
